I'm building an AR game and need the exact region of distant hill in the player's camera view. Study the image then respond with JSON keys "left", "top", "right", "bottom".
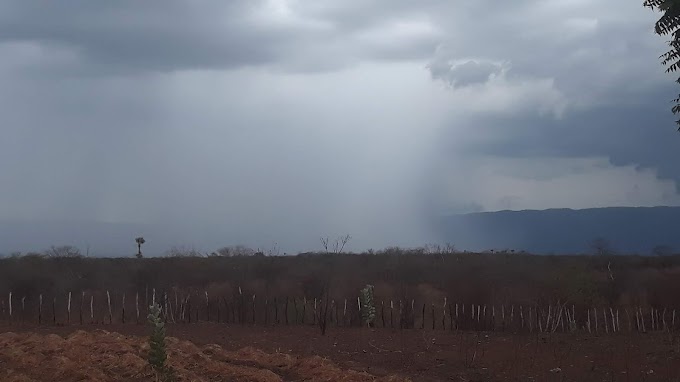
{"left": 435, "top": 206, "right": 680, "bottom": 255}
{"left": 1, "top": 206, "right": 679, "bottom": 256}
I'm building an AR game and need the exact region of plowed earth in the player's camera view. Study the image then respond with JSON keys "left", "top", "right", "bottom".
{"left": 0, "top": 329, "right": 407, "bottom": 382}
{"left": 1, "top": 324, "right": 679, "bottom": 381}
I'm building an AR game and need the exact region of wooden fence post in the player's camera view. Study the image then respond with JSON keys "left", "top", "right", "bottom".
{"left": 264, "top": 298, "right": 268, "bottom": 325}
{"left": 431, "top": 303, "right": 435, "bottom": 330}
{"left": 175, "top": 290, "right": 179, "bottom": 321}
{"left": 662, "top": 308, "right": 667, "bottom": 331}
{"left": 273, "top": 297, "right": 278, "bottom": 324}
{"left": 239, "top": 287, "right": 244, "bottom": 325}
{"left": 8, "top": 292, "right": 12, "bottom": 324}
{"left": 343, "top": 299, "right": 347, "bottom": 326}
{"left": 442, "top": 298, "right": 447, "bottom": 330}
{"left": 67, "top": 292, "right": 71, "bottom": 324}
{"left": 456, "top": 303, "right": 460, "bottom": 330}
{"left": 164, "top": 292, "right": 169, "bottom": 323}
{"left": 21, "top": 296, "right": 25, "bottom": 323}
{"left": 381, "top": 300, "right": 385, "bottom": 328}
{"left": 52, "top": 297, "right": 56, "bottom": 325}
{"left": 672, "top": 310, "right": 676, "bottom": 331}
{"left": 205, "top": 291, "right": 209, "bottom": 322}
{"left": 302, "top": 298, "right": 307, "bottom": 325}
{"left": 285, "top": 297, "right": 289, "bottom": 325}
{"left": 38, "top": 294, "right": 42, "bottom": 325}
{"left": 216, "top": 298, "right": 220, "bottom": 323}
{"left": 79, "top": 291, "right": 84, "bottom": 325}
{"left": 106, "top": 290, "right": 112, "bottom": 324}
{"left": 358, "top": 297, "right": 362, "bottom": 327}
{"left": 252, "top": 294, "right": 256, "bottom": 324}
{"left": 510, "top": 304, "right": 524, "bottom": 329}
{"left": 136, "top": 292, "right": 140, "bottom": 324}
{"left": 121, "top": 293, "right": 126, "bottom": 324}
{"left": 449, "top": 302, "right": 454, "bottom": 330}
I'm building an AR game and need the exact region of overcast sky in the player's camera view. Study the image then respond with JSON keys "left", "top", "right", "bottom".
{"left": 1, "top": 0, "right": 679, "bottom": 252}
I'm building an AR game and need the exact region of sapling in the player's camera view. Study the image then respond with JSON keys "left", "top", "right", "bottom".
{"left": 147, "top": 302, "right": 175, "bottom": 381}
{"left": 359, "top": 284, "right": 376, "bottom": 328}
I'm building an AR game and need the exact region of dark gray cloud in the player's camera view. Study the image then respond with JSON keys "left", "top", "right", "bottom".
{"left": 0, "top": 0, "right": 678, "bottom": 253}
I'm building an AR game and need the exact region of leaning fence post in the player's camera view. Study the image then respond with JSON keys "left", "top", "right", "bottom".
{"left": 8, "top": 292, "right": 12, "bottom": 324}
{"left": 90, "top": 294, "right": 94, "bottom": 324}
{"left": 38, "top": 294, "right": 43, "bottom": 325}
{"left": 52, "top": 296, "right": 56, "bottom": 325}
{"left": 21, "top": 296, "right": 25, "bottom": 323}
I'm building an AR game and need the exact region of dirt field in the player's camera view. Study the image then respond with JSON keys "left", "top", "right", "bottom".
{"left": 1, "top": 323, "right": 679, "bottom": 381}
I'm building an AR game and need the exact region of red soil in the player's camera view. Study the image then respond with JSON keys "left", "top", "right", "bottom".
{"left": 1, "top": 323, "right": 679, "bottom": 381}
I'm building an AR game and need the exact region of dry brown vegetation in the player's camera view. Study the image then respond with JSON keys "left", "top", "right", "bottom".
{"left": 1, "top": 249, "right": 679, "bottom": 315}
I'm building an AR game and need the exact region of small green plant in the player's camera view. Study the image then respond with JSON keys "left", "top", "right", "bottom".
{"left": 147, "top": 302, "right": 175, "bottom": 381}
{"left": 360, "top": 284, "right": 376, "bottom": 327}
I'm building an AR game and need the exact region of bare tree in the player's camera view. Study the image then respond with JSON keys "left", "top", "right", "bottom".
{"left": 320, "top": 234, "right": 351, "bottom": 254}
{"left": 45, "top": 245, "right": 81, "bottom": 258}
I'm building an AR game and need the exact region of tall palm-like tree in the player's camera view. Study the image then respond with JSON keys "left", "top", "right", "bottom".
{"left": 135, "top": 237, "right": 146, "bottom": 258}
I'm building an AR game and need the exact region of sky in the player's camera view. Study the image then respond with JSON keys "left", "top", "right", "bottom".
{"left": 1, "top": 0, "right": 679, "bottom": 253}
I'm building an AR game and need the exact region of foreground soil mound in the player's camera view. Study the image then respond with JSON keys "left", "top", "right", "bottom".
{"left": 0, "top": 330, "right": 409, "bottom": 382}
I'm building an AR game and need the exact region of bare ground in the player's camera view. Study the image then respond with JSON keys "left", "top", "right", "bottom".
{"left": 1, "top": 323, "right": 679, "bottom": 381}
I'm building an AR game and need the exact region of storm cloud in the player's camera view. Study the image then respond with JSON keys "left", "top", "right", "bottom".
{"left": 0, "top": 0, "right": 678, "bottom": 254}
